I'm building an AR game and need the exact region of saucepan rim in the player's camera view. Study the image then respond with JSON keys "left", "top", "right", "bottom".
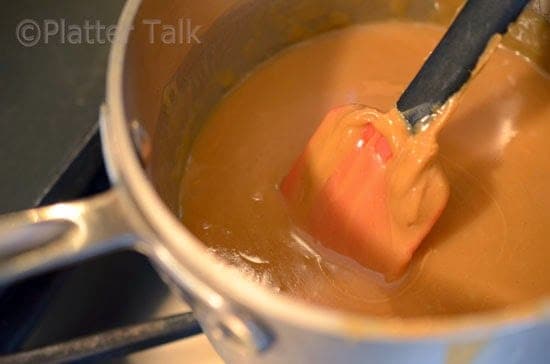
{"left": 104, "top": 0, "right": 550, "bottom": 340}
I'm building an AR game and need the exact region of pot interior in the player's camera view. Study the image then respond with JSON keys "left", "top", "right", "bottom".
{"left": 121, "top": 0, "right": 550, "bottom": 212}
{"left": 120, "top": 0, "right": 550, "bottom": 314}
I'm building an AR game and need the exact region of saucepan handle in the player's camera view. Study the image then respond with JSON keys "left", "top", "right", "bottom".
{"left": 0, "top": 187, "right": 274, "bottom": 355}
{"left": 0, "top": 189, "right": 137, "bottom": 286}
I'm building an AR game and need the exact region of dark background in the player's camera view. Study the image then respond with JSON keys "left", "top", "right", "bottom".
{"left": 0, "top": 0, "right": 180, "bottom": 356}
{"left": 0, "top": 0, "right": 125, "bottom": 214}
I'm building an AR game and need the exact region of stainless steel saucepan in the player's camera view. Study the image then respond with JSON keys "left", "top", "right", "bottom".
{"left": 2, "top": 1, "right": 550, "bottom": 363}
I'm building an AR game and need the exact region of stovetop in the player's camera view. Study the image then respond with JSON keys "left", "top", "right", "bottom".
{"left": 22, "top": 241, "right": 221, "bottom": 364}
{"left": 0, "top": 1, "right": 221, "bottom": 362}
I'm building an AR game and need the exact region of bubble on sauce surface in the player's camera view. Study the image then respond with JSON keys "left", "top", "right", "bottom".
{"left": 207, "top": 247, "right": 281, "bottom": 293}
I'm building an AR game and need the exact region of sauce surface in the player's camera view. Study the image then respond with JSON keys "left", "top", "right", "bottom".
{"left": 180, "top": 22, "right": 550, "bottom": 317}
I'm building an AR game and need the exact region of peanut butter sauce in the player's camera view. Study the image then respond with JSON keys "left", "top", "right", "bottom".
{"left": 180, "top": 22, "right": 550, "bottom": 317}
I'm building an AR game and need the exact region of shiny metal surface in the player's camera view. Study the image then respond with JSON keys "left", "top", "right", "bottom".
{"left": 1, "top": 0, "right": 550, "bottom": 363}
{"left": 0, "top": 190, "right": 134, "bottom": 286}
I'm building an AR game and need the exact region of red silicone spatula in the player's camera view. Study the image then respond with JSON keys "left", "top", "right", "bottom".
{"left": 282, "top": 0, "right": 529, "bottom": 278}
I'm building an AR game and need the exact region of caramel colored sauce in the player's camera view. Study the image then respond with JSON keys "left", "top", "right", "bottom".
{"left": 180, "top": 22, "right": 550, "bottom": 317}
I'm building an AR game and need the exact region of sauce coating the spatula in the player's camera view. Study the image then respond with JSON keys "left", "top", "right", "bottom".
{"left": 180, "top": 22, "right": 550, "bottom": 317}
{"left": 281, "top": 104, "right": 451, "bottom": 279}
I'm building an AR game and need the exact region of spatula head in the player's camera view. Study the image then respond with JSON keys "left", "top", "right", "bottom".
{"left": 282, "top": 105, "right": 449, "bottom": 278}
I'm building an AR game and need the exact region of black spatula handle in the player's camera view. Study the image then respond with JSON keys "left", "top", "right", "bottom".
{"left": 397, "top": 0, "right": 530, "bottom": 128}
